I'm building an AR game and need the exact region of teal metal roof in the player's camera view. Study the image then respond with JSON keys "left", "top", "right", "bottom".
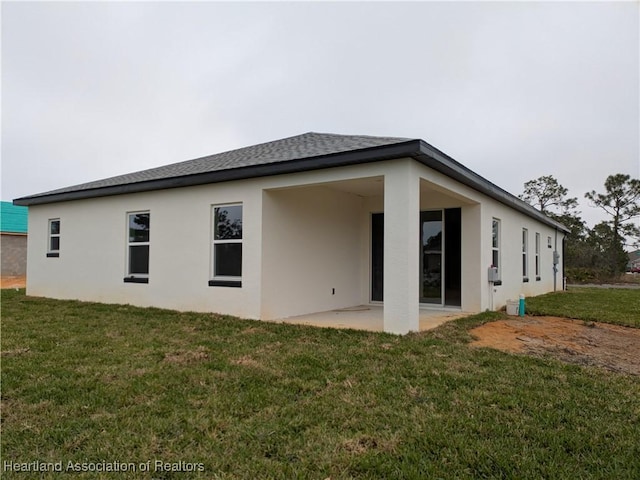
{"left": 1, "top": 201, "right": 28, "bottom": 234}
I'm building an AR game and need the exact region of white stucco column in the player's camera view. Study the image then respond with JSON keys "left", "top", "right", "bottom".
{"left": 383, "top": 160, "right": 420, "bottom": 334}
{"left": 461, "top": 204, "right": 482, "bottom": 312}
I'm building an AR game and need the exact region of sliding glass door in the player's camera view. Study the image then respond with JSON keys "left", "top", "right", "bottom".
{"left": 420, "top": 211, "right": 443, "bottom": 304}
{"left": 371, "top": 213, "right": 384, "bottom": 302}
{"left": 370, "top": 208, "right": 461, "bottom": 306}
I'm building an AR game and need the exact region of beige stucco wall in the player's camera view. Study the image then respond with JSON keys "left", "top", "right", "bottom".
{"left": 25, "top": 157, "right": 564, "bottom": 329}
{"left": 26, "top": 180, "right": 265, "bottom": 319}
{"left": 479, "top": 200, "right": 564, "bottom": 310}
{"left": 25, "top": 161, "right": 394, "bottom": 320}
{"left": 260, "top": 186, "right": 363, "bottom": 319}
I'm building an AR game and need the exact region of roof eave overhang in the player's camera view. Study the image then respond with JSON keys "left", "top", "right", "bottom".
{"left": 413, "top": 140, "right": 570, "bottom": 233}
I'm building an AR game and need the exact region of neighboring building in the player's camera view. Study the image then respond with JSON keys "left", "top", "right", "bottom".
{"left": 1, "top": 201, "right": 28, "bottom": 276}
{"left": 627, "top": 250, "right": 640, "bottom": 272}
{"left": 14, "top": 132, "right": 568, "bottom": 334}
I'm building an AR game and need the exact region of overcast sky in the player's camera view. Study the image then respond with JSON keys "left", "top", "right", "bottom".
{"left": 2, "top": 1, "right": 638, "bottom": 229}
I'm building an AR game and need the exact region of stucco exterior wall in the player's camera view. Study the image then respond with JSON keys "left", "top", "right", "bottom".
{"left": 24, "top": 158, "right": 564, "bottom": 326}
{"left": 460, "top": 204, "right": 483, "bottom": 311}
{"left": 261, "top": 186, "right": 363, "bottom": 319}
{"left": 480, "top": 200, "right": 564, "bottom": 310}
{"left": 26, "top": 180, "right": 264, "bottom": 319}
{"left": 1, "top": 233, "right": 27, "bottom": 276}
{"left": 25, "top": 161, "right": 395, "bottom": 319}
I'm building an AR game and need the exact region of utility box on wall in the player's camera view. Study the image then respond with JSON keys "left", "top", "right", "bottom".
{"left": 488, "top": 266, "right": 500, "bottom": 283}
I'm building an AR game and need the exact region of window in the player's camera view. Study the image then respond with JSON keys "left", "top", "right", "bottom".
{"left": 47, "top": 219, "right": 60, "bottom": 257}
{"left": 125, "top": 212, "right": 150, "bottom": 283}
{"left": 491, "top": 218, "right": 501, "bottom": 285}
{"left": 535, "top": 233, "right": 541, "bottom": 280}
{"left": 548, "top": 236, "right": 552, "bottom": 249}
{"left": 210, "top": 204, "right": 242, "bottom": 287}
{"left": 522, "top": 228, "right": 529, "bottom": 282}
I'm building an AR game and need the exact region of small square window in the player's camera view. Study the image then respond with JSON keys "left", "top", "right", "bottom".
{"left": 214, "top": 205, "right": 243, "bottom": 240}
{"left": 129, "top": 245, "right": 150, "bottom": 275}
{"left": 214, "top": 243, "right": 242, "bottom": 277}
{"left": 129, "top": 213, "right": 150, "bottom": 243}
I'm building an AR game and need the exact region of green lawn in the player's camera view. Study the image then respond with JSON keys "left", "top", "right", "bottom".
{"left": 2, "top": 289, "right": 639, "bottom": 479}
{"left": 526, "top": 286, "right": 640, "bottom": 327}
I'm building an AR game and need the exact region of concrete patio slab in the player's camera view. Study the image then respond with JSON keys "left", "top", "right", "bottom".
{"left": 272, "top": 305, "right": 470, "bottom": 333}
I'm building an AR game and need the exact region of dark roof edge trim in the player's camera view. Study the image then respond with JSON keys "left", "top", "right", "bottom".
{"left": 13, "top": 140, "right": 421, "bottom": 206}
{"left": 415, "top": 140, "right": 570, "bottom": 233}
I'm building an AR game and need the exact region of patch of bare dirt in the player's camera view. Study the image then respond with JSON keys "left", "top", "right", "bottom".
{"left": 0, "top": 275, "right": 26, "bottom": 289}
{"left": 470, "top": 316, "right": 640, "bottom": 375}
{"left": 342, "top": 435, "right": 397, "bottom": 454}
{"left": 0, "top": 347, "right": 30, "bottom": 357}
{"left": 163, "top": 346, "right": 209, "bottom": 365}
{"left": 231, "top": 355, "right": 262, "bottom": 368}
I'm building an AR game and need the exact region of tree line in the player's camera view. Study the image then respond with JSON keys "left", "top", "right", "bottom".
{"left": 519, "top": 174, "right": 640, "bottom": 281}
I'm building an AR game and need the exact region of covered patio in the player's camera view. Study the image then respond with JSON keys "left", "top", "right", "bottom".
{"left": 272, "top": 305, "right": 471, "bottom": 332}
{"left": 259, "top": 158, "right": 481, "bottom": 334}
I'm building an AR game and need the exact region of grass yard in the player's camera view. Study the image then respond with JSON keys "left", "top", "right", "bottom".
{"left": 526, "top": 286, "right": 640, "bottom": 328}
{"left": 2, "top": 289, "right": 639, "bottom": 479}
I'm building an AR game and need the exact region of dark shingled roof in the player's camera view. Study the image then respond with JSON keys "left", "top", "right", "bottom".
{"left": 13, "top": 131, "right": 569, "bottom": 233}
{"left": 18, "top": 132, "right": 412, "bottom": 199}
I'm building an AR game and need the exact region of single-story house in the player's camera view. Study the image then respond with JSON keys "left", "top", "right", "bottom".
{"left": 14, "top": 132, "right": 568, "bottom": 334}
{"left": 1, "top": 201, "right": 28, "bottom": 277}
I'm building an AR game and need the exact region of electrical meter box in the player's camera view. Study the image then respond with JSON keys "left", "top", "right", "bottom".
{"left": 488, "top": 266, "right": 500, "bottom": 283}
{"left": 553, "top": 251, "right": 560, "bottom": 265}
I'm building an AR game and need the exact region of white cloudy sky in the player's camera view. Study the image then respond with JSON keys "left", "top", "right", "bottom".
{"left": 2, "top": 1, "right": 638, "bottom": 229}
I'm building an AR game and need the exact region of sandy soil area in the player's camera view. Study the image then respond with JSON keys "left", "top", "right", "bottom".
{"left": 0, "top": 276, "right": 26, "bottom": 289}
{"left": 470, "top": 316, "right": 640, "bottom": 375}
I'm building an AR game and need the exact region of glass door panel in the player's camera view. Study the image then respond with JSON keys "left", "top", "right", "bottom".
{"left": 371, "top": 213, "right": 384, "bottom": 302}
{"left": 420, "top": 211, "right": 443, "bottom": 304}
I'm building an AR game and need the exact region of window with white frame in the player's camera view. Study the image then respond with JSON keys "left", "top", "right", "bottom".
{"left": 125, "top": 212, "right": 150, "bottom": 283}
{"left": 492, "top": 218, "right": 501, "bottom": 283}
{"left": 522, "top": 228, "right": 529, "bottom": 281}
{"left": 210, "top": 204, "right": 243, "bottom": 287}
{"left": 535, "top": 232, "right": 541, "bottom": 280}
{"left": 47, "top": 219, "right": 60, "bottom": 257}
